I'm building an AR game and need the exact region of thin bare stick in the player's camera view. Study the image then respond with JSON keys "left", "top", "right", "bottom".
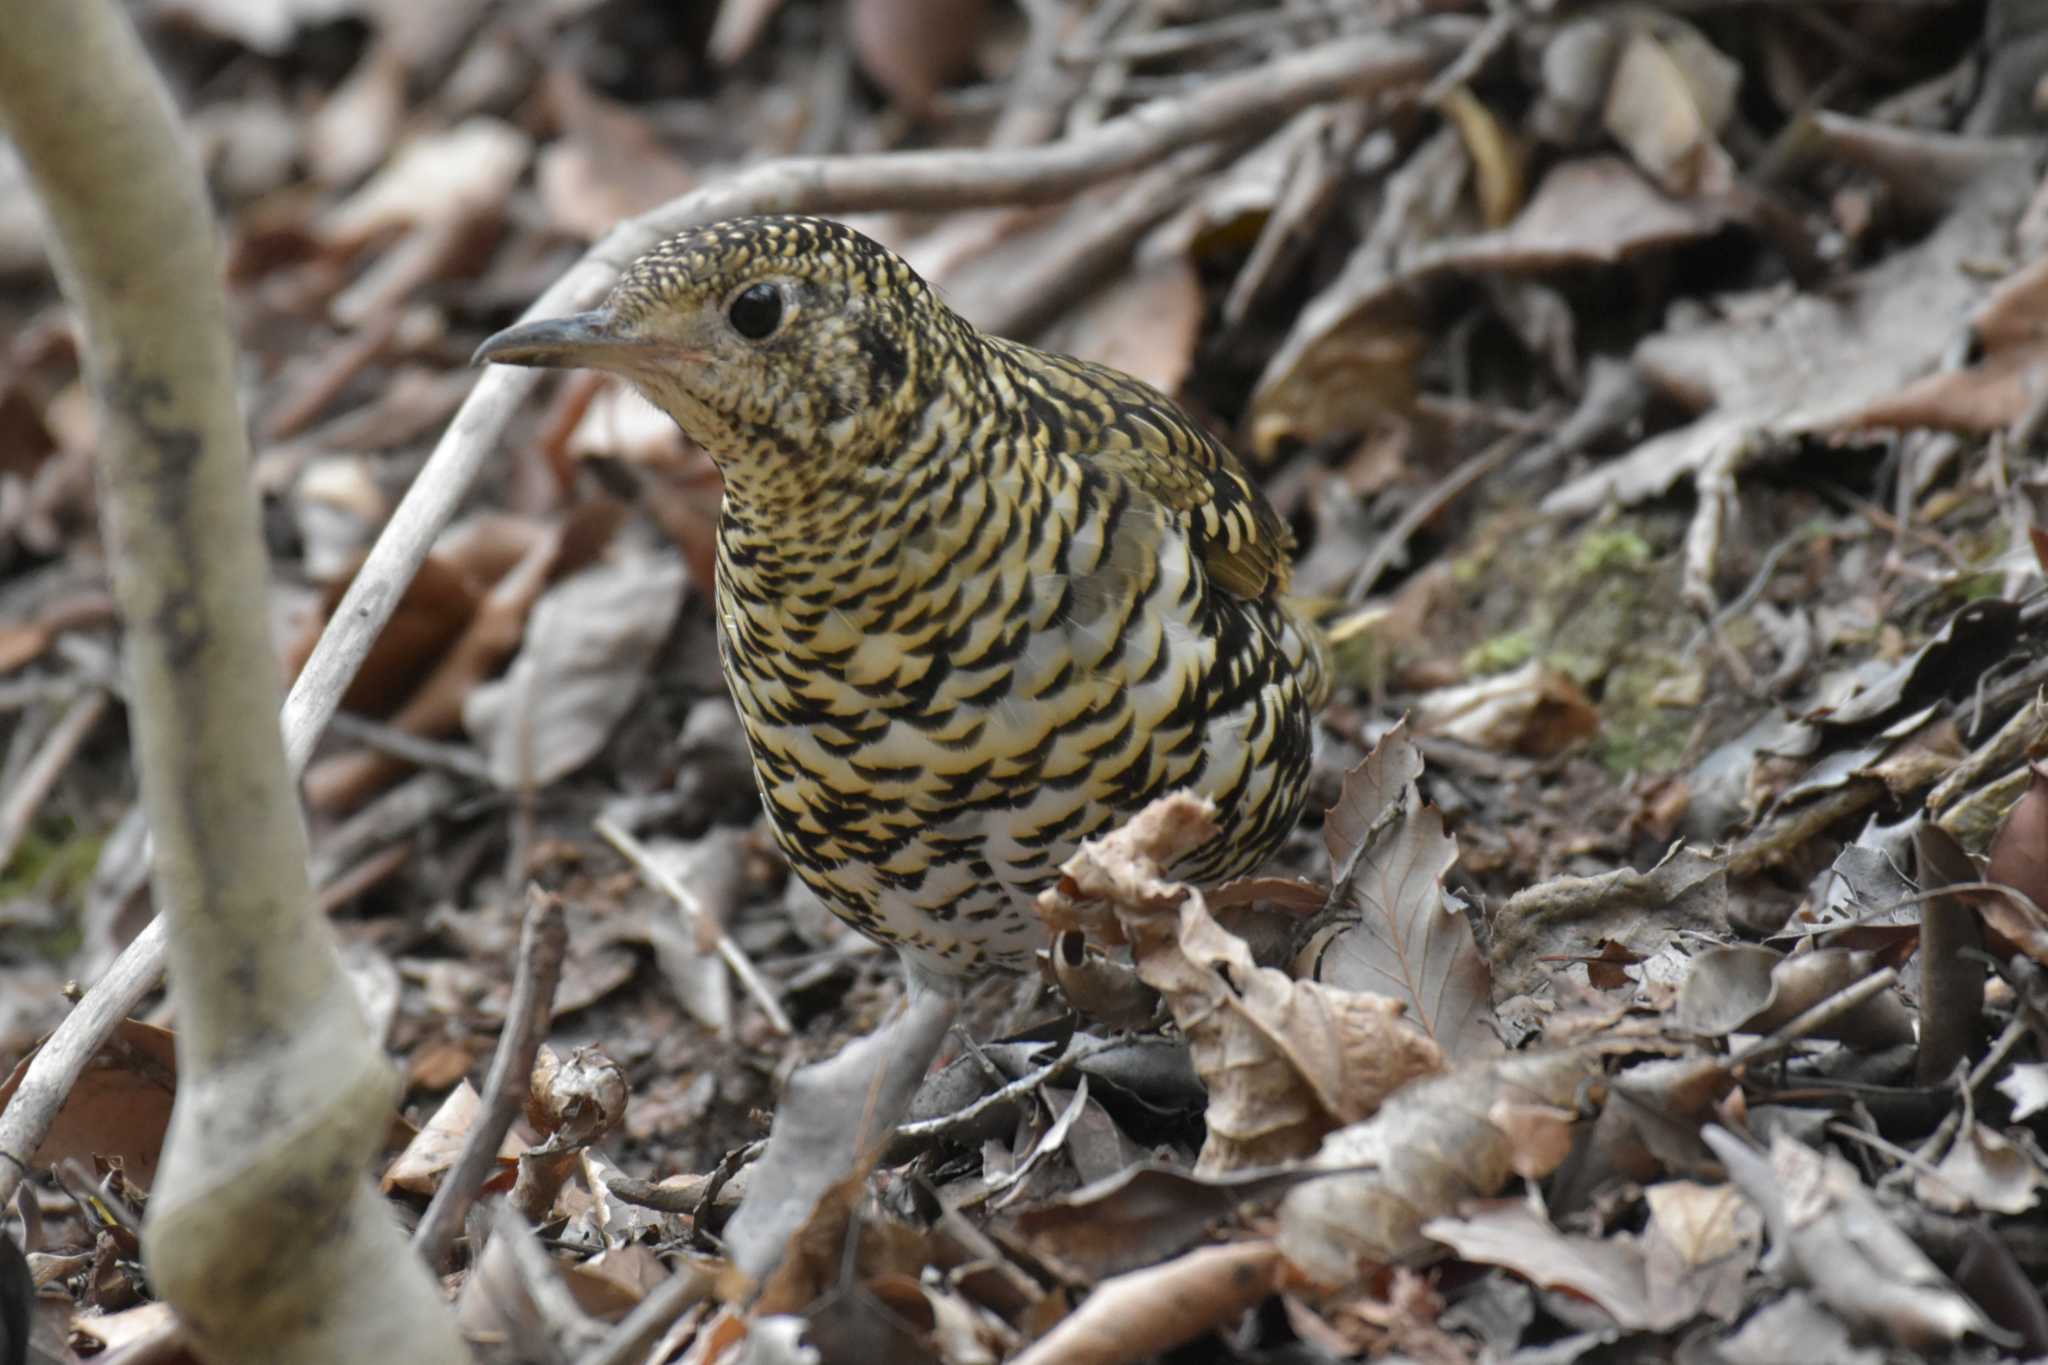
{"left": 325, "top": 712, "right": 495, "bottom": 785}
{"left": 594, "top": 817, "right": 794, "bottom": 1036}
{"left": 1729, "top": 968, "right": 1900, "bottom": 1071}
{"left": 1825, "top": 1120, "right": 1968, "bottom": 1199}
{"left": 412, "top": 888, "right": 568, "bottom": 1269}
{"left": 893, "top": 1034, "right": 1126, "bottom": 1142}
{"left": 0, "top": 687, "right": 108, "bottom": 871}
{"left": 1913, "top": 1015, "right": 2031, "bottom": 1167}
{"left": 1343, "top": 430, "right": 1521, "bottom": 601}
{"left": 573, "top": 1261, "right": 717, "bottom": 1365}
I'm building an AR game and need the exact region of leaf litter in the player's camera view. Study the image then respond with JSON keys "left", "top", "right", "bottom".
{"left": 3, "top": 0, "right": 2048, "bottom": 1362}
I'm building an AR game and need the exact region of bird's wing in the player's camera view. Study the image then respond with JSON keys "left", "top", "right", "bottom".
{"left": 1000, "top": 341, "right": 1295, "bottom": 601}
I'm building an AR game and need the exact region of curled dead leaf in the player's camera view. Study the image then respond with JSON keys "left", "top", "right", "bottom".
{"left": 1277, "top": 1047, "right": 1612, "bottom": 1283}
{"left": 1041, "top": 792, "right": 1444, "bottom": 1172}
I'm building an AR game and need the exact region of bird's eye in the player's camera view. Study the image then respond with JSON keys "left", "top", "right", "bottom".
{"left": 727, "top": 283, "right": 784, "bottom": 339}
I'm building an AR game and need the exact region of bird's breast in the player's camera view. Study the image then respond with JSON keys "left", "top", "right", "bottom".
{"left": 711, "top": 463, "right": 1319, "bottom": 974}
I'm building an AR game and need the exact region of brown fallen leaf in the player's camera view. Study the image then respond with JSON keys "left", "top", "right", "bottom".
{"left": 1165, "top": 906, "right": 1443, "bottom": 1173}
{"left": 1035, "top": 248, "right": 1205, "bottom": 397}
{"left": 1010, "top": 1240, "right": 1287, "bottom": 1365}
{"left": 1007, "top": 1164, "right": 1323, "bottom": 1283}
{"left": 1439, "top": 86, "right": 1525, "bottom": 228}
{"left": 381, "top": 1080, "right": 519, "bottom": 1197}
{"left": 306, "top": 38, "right": 406, "bottom": 187}
{"left": 1840, "top": 245, "right": 2048, "bottom": 433}
{"left": 1299, "top": 720, "right": 1497, "bottom": 1062}
{"left": 1275, "top": 1046, "right": 1615, "bottom": 1283}
{"left": 1981, "top": 760, "right": 2048, "bottom": 964}
{"left": 1671, "top": 945, "right": 1916, "bottom": 1048}
{"left": 851, "top": 0, "right": 988, "bottom": 115}
{"left": 1600, "top": 22, "right": 1738, "bottom": 196}
{"left": 463, "top": 549, "right": 687, "bottom": 789}
{"left": 1543, "top": 129, "right": 2033, "bottom": 521}
{"left": 316, "top": 116, "right": 530, "bottom": 253}
{"left": 1039, "top": 792, "right": 1444, "bottom": 1173}
{"left": 0, "top": 1018, "right": 177, "bottom": 1192}
{"left": 1411, "top": 660, "right": 1600, "bottom": 757}
{"left": 1916, "top": 1120, "right": 2046, "bottom": 1216}
{"left": 304, "top": 502, "right": 624, "bottom": 811}
{"left": 1247, "top": 128, "right": 1464, "bottom": 459}
{"left": 1424, "top": 1179, "right": 1758, "bottom": 1332}
{"left": 535, "top": 65, "right": 697, "bottom": 240}
{"left": 1489, "top": 844, "right": 1727, "bottom": 1001}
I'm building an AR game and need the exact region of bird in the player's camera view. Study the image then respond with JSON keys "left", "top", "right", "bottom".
{"left": 476, "top": 214, "right": 1332, "bottom": 987}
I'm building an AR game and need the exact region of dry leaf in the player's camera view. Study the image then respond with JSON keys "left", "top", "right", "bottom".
{"left": 1490, "top": 844, "right": 1727, "bottom": 1001}
{"left": 1008, "top": 1164, "right": 1320, "bottom": 1282}
{"left": 535, "top": 66, "right": 696, "bottom": 240}
{"left": 1704, "top": 1127, "right": 1995, "bottom": 1348}
{"left": 463, "top": 550, "right": 687, "bottom": 788}
{"left": 1841, "top": 245, "right": 2048, "bottom": 432}
{"left": 850, "top": 0, "right": 988, "bottom": 114}
{"left": 0, "top": 1018, "right": 177, "bottom": 1192}
{"left": 1301, "top": 724, "right": 1495, "bottom": 1061}
{"left": 1672, "top": 945, "right": 1915, "bottom": 1047}
{"left": 1418, "top": 156, "right": 1730, "bottom": 274}
{"left": 1037, "top": 250, "right": 1205, "bottom": 396}
{"left": 1425, "top": 1200, "right": 1662, "bottom": 1330}
{"left": 1010, "top": 1241, "right": 1286, "bottom": 1365}
{"left": 381, "top": 1080, "right": 518, "bottom": 1195}
{"left": 1544, "top": 134, "right": 2033, "bottom": 520}
{"left": 1998, "top": 1063, "right": 2048, "bottom": 1119}
{"left": 1601, "top": 25, "right": 1738, "bottom": 196}
{"left": 1439, "top": 86, "right": 1525, "bottom": 227}
{"left": 1917, "top": 1121, "right": 2046, "bottom": 1215}
{"left": 318, "top": 117, "right": 531, "bottom": 249}
{"left": 1168, "top": 904, "right": 1444, "bottom": 1172}
{"left": 1040, "top": 792, "right": 1444, "bottom": 1172}
{"left": 1277, "top": 1047, "right": 1612, "bottom": 1282}
{"left": 1982, "top": 760, "right": 2048, "bottom": 963}
{"left": 1411, "top": 660, "right": 1600, "bottom": 756}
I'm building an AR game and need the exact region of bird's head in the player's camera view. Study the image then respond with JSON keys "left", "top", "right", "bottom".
{"left": 475, "top": 215, "right": 957, "bottom": 506}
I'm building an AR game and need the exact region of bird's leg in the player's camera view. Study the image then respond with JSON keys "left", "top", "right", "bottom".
{"left": 722, "top": 961, "right": 962, "bottom": 1282}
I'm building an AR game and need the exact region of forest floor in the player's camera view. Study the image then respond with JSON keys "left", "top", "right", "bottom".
{"left": 4, "top": 2, "right": 2048, "bottom": 1362}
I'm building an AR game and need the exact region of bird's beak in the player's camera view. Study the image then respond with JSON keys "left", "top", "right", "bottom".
{"left": 472, "top": 310, "right": 646, "bottom": 372}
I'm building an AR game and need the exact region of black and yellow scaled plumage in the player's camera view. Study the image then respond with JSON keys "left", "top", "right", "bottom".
{"left": 479, "top": 215, "right": 1330, "bottom": 979}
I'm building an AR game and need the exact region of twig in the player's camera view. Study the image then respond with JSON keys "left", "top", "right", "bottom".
{"left": 325, "top": 711, "right": 496, "bottom": 785}
{"left": 1729, "top": 968, "right": 1900, "bottom": 1071}
{"left": 1420, "top": 7, "right": 1516, "bottom": 106}
{"left": 309, "top": 770, "right": 466, "bottom": 891}
{"left": 0, "top": 687, "right": 107, "bottom": 872}
{"left": 595, "top": 818, "right": 792, "bottom": 1036}
{"left": 572, "top": 1262, "right": 716, "bottom": 1365}
{"left": 1825, "top": 1120, "right": 1968, "bottom": 1199}
{"left": 0, "top": 677, "right": 92, "bottom": 711}
{"left": 412, "top": 888, "right": 568, "bottom": 1270}
{"left": 1344, "top": 430, "right": 1520, "bottom": 601}
{"left": 976, "top": 140, "right": 1233, "bottom": 339}
{"left": 0, "top": 20, "right": 1463, "bottom": 1212}
{"left": 1061, "top": 6, "right": 1331, "bottom": 65}
{"left": 488, "top": 1201, "right": 608, "bottom": 1355}
{"left": 1912, "top": 1015, "right": 2031, "bottom": 1168}
{"left": 893, "top": 1034, "right": 1126, "bottom": 1142}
